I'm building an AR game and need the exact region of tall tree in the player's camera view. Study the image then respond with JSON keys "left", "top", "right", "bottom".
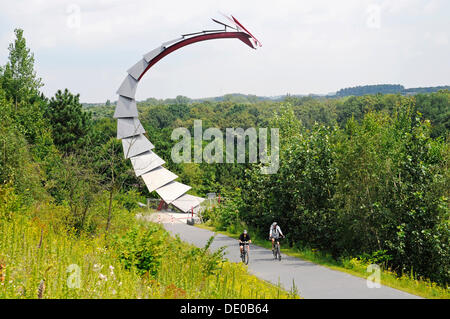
{"left": 0, "top": 28, "right": 43, "bottom": 109}
{"left": 46, "top": 89, "right": 92, "bottom": 154}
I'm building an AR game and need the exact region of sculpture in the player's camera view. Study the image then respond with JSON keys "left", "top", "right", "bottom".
{"left": 115, "top": 15, "right": 260, "bottom": 214}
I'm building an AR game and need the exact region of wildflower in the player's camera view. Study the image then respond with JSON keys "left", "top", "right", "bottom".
{"left": 16, "top": 286, "right": 24, "bottom": 296}
{"left": 93, "top": 264, "right": 103, "bottom": 272}
{"left": 98, "top": 273, "right": 107, "bottom": 281}
{"left": 109, "top": 265, "right": 115, "bottom": 275}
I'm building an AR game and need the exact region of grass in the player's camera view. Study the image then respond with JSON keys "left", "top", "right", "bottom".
{"left": 0, "top": 209, "right": 299, "bottom": 299}
{"left": 196, "top": 221, "right": 449, "bottom": 299}
{"left": 1, "top": 214, "right": 150, "bottom": 298}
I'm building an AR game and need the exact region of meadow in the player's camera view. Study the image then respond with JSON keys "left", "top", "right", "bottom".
{"left": 0, "top": 204, "right": 299, "bottom": 299}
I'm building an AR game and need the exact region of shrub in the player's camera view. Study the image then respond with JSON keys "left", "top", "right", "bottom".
{"left": 0, "top": 183, "right": 23, "bottom": 219}
{"left": 112, "top": 224, "right": 166, "bottom": 277}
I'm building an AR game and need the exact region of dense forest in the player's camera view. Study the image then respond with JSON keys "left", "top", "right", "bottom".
{"left": 0, "top": 28, "right": 449, "bottom": 296}
{"left": 85, "top": 84, "right": 449, "bottom": 111}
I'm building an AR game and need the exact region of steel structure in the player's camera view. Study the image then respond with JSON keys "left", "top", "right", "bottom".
{"left": 115, "top": 15, "right": 260, "bottom": 213}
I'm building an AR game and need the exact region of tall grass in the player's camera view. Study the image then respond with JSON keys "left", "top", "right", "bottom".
{"left": 157, "top": 238, "right": 296, "bottom": 299}
{"left": 0, "top": 214, "right": 147, "bottom": 298}
{"left": 0, "top": 210, "right": 298, "bottom": 299}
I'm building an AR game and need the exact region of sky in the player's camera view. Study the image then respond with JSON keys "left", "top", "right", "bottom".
{"left": 0, "top": 0, "right": 449, "bottom": 103}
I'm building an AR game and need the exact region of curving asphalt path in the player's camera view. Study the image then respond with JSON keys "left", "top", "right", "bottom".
{"left": 158, "top": 214, "right": 421, "bottom": 299}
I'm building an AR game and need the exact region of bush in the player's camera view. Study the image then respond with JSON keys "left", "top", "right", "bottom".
{"left": 112, "top": 223, "right": 166, "bottom": 277}
{"left": 114, "top": 189, "right": 144, "bottom": 212}
{"left": 0, "top": 120, "right": 47, "bottom": 205}
{"left": 0, "top": 183, "right": 23, "bottom": 219}
{"left": 201, "top": 189, "right": 245, "bottom": 233}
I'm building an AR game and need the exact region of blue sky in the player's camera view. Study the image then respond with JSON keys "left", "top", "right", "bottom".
{"left": 0, "top": 0, "right": 449, "bottom": 102}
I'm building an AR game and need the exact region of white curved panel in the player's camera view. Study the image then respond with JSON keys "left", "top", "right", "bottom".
{"left": 143, "top": 47, "right": 163, "bottom": 63}
{"left": 141, "top": 166, "right": 178, "bottom": 192}
{"left": 122, "top": 134, "right": 155, "bottom": 159}
{"left": 130, "top": 151, "right": 165, "bottom": 177}
{"left": 117, "top": 117, "right": 146, "bottom": 139}
{"left": 162, "top": 37, "right": 183, "bottom": 48}
{"left": 127, "top": 58, "right": 149, "bottom": 81}
{"left": 114, "top": 96, "right": 138, "bottom": 118}
{"left": 156, "top": 181, "right": 191, "bottom": 204}
{"left": 117, "top": 74, "right": 138, "bottom": 99}
{"left": 171, "top": 194, "right": 205, "bottom": 213}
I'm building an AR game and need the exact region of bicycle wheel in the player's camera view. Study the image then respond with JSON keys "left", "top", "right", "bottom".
{"left": 277, "top": 244, "right": 281, "bottom": 261}
{"left": 244, "top": 249, "right": 249, "bottom": 265}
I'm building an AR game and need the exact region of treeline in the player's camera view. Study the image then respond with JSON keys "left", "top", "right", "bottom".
{"left": 335, "top": 84, "right": 450, "bottom": 97}
{"left": 141, "top": 93, "right": 269, "bottom": 106}
{"left": 88, "top": 84, "right": 449, "bottom": 112}
{"left": 336, "top": 84, "right": 405, "bottom": 96}
{"left": 136, "top": 89, "right": 449, "bottom": 138}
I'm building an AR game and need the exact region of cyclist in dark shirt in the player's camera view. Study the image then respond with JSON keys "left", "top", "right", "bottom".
{"left": 239, "top": 230, "right": 251, "bottom": 257}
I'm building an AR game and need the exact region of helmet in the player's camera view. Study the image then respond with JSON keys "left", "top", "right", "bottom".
{"left": 243, "top": 230, "right": 247, "bottom": 234}
{"left": 272, "top": 222, "right": 277, "bottom": 227}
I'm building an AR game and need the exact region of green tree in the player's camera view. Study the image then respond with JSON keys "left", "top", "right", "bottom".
{"left": 414, "top": 90, "right": 450, "bottom": 138}
{"left": 0, "top": 28, "right": 43, "bottom": 109}
{"left": 46, "top": 89, "right": 92, "bottom": 154}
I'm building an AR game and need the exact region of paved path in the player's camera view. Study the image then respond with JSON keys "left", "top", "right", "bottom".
{"left": 151, "top": 213, "right": 420, "bottom": 299}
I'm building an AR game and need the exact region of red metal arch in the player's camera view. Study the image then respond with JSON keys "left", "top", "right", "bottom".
{"left": 137, "top": 32, "right": 254, "bottom": 81}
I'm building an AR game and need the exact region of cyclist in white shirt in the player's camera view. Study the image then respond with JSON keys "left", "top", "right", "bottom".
{"left": 269, "top": 222, "right": 284, "bottom": 251}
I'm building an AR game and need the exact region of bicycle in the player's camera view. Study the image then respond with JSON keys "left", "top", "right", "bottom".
{"left": 270, "top": 237, "right": 282, "bottom": 261}
{"left": 240, "top": 241, "right": 250, "bottom": 265}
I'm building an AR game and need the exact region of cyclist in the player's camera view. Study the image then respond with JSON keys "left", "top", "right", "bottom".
{"left": 269, "top": 222, "right": 284, "bottom": 251}
{"left": 239, "top": 230, "right": 251, "bottom": 258}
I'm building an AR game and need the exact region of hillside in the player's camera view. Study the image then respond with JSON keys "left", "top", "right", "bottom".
{"left": 84, "top": 85, "right": 449, "bottom": 108}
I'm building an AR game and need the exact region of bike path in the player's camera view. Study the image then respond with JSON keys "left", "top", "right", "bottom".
{"left": 161, "top": 220, "right": 421, "bottom": 299}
